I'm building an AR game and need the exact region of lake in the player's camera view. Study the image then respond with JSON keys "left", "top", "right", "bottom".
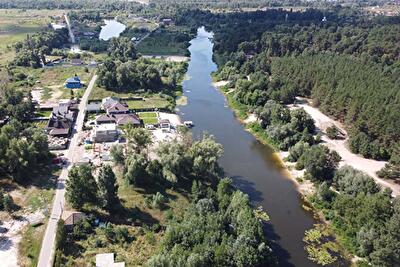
{"left": 99, "top": 19, "right": 126, "bottom": 41}
{"left": 178, "top": 26, "right": 322, "bottom": 267}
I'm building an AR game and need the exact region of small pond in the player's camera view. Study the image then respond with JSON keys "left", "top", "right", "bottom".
{"left": 99, "top": 19, "right": 126, "bottom": 41}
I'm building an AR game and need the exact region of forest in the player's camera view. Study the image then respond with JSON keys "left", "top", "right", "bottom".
{"left": 97, "top": 37, "right": 187, "bottom": 94}
{"left": 182, "top": 8, "right": 400, "bottom": 163}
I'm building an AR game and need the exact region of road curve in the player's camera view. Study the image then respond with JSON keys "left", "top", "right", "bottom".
{"left": 37, "top": 74, "right": 97, "bottom": 267}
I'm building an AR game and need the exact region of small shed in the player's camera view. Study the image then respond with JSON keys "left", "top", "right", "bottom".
{"left": 62, "top": 211, "right": 86, "bottom": 230}
{"left": 65, "top": 76, "right": 82, "bottom": 89}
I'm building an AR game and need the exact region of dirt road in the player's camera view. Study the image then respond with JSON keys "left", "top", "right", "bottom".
{"left": 293, "top": 97, "right": 400, "bottom": 196}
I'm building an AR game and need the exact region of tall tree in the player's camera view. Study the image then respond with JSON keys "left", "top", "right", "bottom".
{"left": 97, "top": 165, "right": 119, "bottom": 211}
{"left": 66, "top": 164, "right": 98, "bottom": 209}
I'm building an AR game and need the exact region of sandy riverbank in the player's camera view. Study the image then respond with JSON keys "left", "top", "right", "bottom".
{"left": 291, "top": 97, "right": 399, "bottom": 196}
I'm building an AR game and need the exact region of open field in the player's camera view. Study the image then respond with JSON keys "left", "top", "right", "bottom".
{"left": 12, "top": 66, "right": 94, "bottom": 105}
{"left": 89, "top": 85, "right": 173, "bottom": 110}
{"left": 0, "top": 9, "right": 65, "bottom": 66}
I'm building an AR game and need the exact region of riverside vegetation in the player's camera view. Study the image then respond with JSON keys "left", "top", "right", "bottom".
{"left": 56, "top": 129, "right": 275, "bottom": 266}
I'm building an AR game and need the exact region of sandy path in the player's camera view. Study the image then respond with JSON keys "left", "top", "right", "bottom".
{"left": 292, "top": 97, "right": 400, "bottom": 196}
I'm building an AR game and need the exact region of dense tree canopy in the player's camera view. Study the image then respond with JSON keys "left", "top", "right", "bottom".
{"left": 147, "top": 178, "right": 275, "bottom": 266}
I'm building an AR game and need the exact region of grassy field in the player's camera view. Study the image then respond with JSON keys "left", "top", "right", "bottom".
{"left": 0, "top": 9, "right": 65, "bottom": 66}
{"left": 90, "top": 85, "right": 172, "bottom": 110}
{"left": 12, "top": 66, "right": 94, "bottom": 103}
{"left": 126, "top": 97, "right": 170, "bottom": 110}
{"left": 137, "top": 27, "right": 191, "bottom": 56}
{"left": 138, "top": 112, "right": 158, "bottom": 124}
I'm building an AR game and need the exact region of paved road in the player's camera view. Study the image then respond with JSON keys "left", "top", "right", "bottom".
{"left": 37, "top": 74, "right": 97, "bottom": 267}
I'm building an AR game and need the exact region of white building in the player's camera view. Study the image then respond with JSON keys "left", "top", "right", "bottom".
{"left": 96, "top": 253, "right": 125, "bottom": 267}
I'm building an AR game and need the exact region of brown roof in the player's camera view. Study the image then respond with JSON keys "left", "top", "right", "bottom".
{"left": 115, "top": 113, "right": 141, "bottom": 126}
{"left": 96, "top": 114, "right": 116, "bottom": 124}
{"left": 62, "top": 211, "right": 86, "bottom": 226}
{"left": 106, "top": 102, "right": 129, "bottom": 114}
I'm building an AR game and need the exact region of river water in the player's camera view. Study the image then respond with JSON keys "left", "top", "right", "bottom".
{"left": 179, "top": 27, "right": 321, "bottom": 267}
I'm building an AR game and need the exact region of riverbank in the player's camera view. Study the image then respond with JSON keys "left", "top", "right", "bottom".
{"left": 215, "top": 82, "right": 355, "bottom": 266}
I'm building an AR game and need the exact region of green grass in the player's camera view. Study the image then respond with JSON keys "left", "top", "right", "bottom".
{"left": 35, "top": 110, "right": 52, "bottom": 117}
{"left": 0, "top": 9, "right": 65, "bottom": 66}
{"left": 19, "top": 223, "right": 47, "bottom": 267}
{"left": 138, "top": 112, "right": 158, "bottom": 124}
{"left": 223, "top": 90, "right": 249, "bottom": 120}
{"left": 126, "top": 98, "right": 170, "bottom": 110}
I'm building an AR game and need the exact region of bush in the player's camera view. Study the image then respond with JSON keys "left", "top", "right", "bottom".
{"left": 326, "top": 125, "right": 340, "bottom": 139}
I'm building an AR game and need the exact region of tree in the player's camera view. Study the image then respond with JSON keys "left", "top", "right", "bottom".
{"left": 66, "top": 164, "right": 98, "bottom": 209}
{"left": 124, "top": 154, "right": 149, "bottom": 186}
{"left": 334, "top": 166, "right": 380, "bottom": 196}
{"left": 97, "top": 165, "right": 119, "bottom": 211}
{"left": 299, "top": 145, "right": 341, "bottom": 182}
{"left": 156, "top": 140, "right": 188, "bottom": 184}
{"left": 326, "top": 125, "right": 340, "bottom": 139}
{"left": 110, "top": 144, "right": 125, "bottom": 165}
{"left": 108, "top": 37, "right": 137, "bottom": 62}
{"left": 124, "top": 125, "right": 152, "bottom": 153}
{"left": 188, "top": 135, "right": 223, "bottom": 182}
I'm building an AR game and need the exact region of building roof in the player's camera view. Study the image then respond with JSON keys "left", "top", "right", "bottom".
{"left": 159, "top": 119, "right": 170, "bottom": 124}
{"left": 62, "top": 211, "right": 86, "bottom": 226}
{"left": 106, "top": 102, "right": 129, "bottom": 114}
{"left": 115, "top": 113, "right": 141, "bottom": 125}
{"left": 95, "top": 123, "right": 117, "bottom": 132}
{"left": 96, "top": 253, "right": 125, "bottom": 267}
{"left": 71, "top": 59, "right": 83, "bottom": 65}
{"left": 96, "top": 114, "right": 141, "bottom": 126}
{"left": 96, "top": 114, "right": 116, "bottom": 124}
{"left": 102, "top": 97, "right": 120, "bottom": 109}
{"left": 66, "top": 76, "right": 81, "bottom": 84}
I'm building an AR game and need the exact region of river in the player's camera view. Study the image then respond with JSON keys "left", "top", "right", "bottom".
{"left": 179, "top": 27, "right": 321, "bottom": 267}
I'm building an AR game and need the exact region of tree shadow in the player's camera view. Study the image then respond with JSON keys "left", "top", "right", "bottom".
{"left": 263, "top": 222, "right": 295, "bottom": 267}
{"left": 230, "top": 175, "right": 264, "bottom": 203}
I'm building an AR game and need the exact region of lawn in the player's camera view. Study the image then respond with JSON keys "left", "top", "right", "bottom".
{"left": 35, "top": 110, "right": 52, "bottom": 118}
{"left": 126, "top": 97, "right": 171, "bottom": 110}
{"left": 138, "top": 112, "right": 158, "bottom": 125}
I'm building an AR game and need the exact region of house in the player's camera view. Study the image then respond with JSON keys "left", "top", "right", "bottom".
{"left": 96, "top": 113, "right": 142, "bottom": 127}
{"left": 65, "top": 76, "right": 82, "bottom": 89}
{"left": 96, "top": 253, "right": 125, "bottom": 267}
{"left": 92, "top": 123, "right": 118, "bottom": 142}
{"left": 46, "top": 103, "right": 75, "bottom": 137}
{"left": 71, "top": 58, "right": 83, "bottom": 66}
{"left": 161, "top": 18, "right": 173, "bottom": 25}
{"left": 159, "top": 119, "right": 171, "bottom": 129}
{"left": 106, "top": 102, "right": 129, "bottom": 115}
{"left": 87, "top": 102, "right": 102, "bottom": 113}
{"left": 62, "top": 211, "right": 86, "bottom": 231}
{"left": 102, "top": 97, "right": 119, "bottom": 110}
